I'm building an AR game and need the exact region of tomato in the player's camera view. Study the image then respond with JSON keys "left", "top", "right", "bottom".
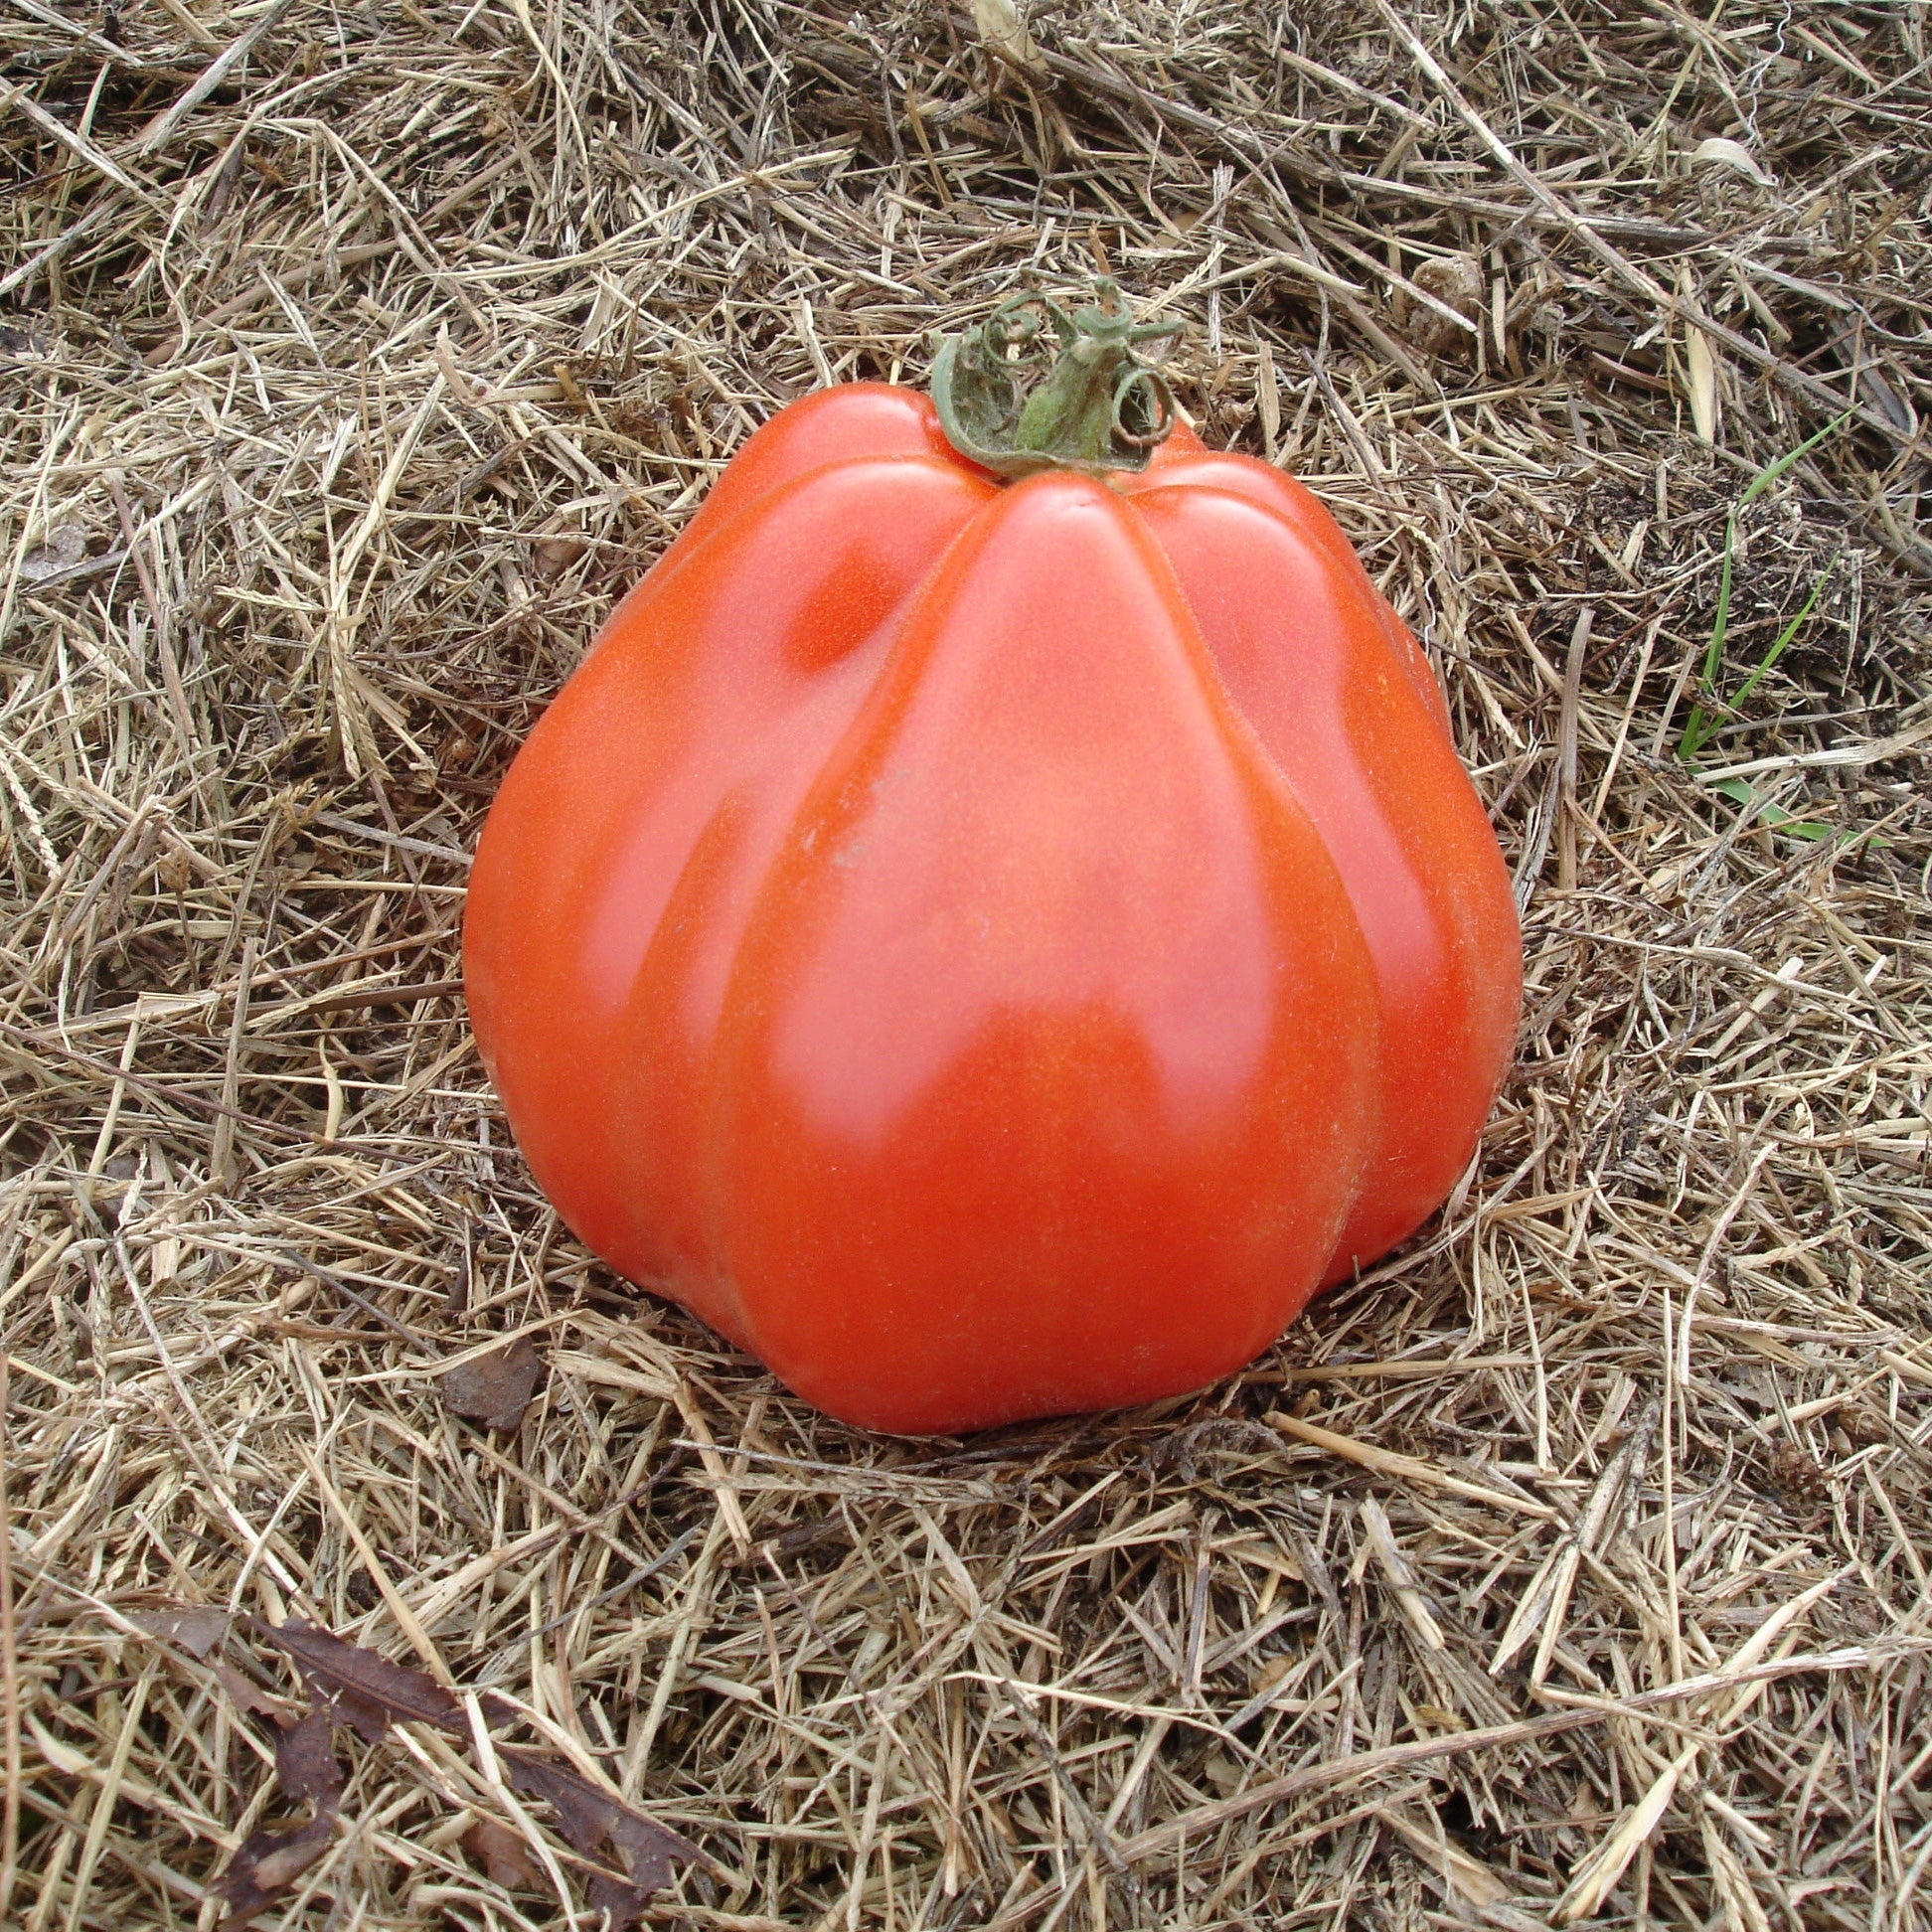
{"left": 464, "top": 286, "right": 1520, "bottom": 1435}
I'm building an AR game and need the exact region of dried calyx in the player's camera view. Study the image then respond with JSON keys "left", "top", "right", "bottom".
{"left": 931, "top": 276, "right": 1181, "bottom": 478}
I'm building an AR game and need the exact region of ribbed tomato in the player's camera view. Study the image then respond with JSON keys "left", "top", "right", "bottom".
{"left": 465, "top": 290, "right": 1519, "bottom": 1434}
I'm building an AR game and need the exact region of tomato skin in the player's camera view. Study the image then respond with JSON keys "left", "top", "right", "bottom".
{"left": 465, "top": 384, "right": 1520, "bottom": 1433}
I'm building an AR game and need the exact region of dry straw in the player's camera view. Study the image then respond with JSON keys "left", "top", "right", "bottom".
{"left": 3, "top": 0, "right": 1930, "bottom": 1927}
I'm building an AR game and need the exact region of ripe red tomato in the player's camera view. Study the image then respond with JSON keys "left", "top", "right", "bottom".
{"left": 465, "top": 300, "right": 1519, "bottom": 1434}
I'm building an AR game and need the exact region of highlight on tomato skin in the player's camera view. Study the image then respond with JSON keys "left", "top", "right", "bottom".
{"left": 464, "top": 448, "right": 998, "bottom": 1357}
{"left": 464, "top": 294, "right": 1522, "bottom": 1436}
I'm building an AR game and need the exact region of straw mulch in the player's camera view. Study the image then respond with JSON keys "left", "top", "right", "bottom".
{"left": 4, "top": 1, "right": 1930, "bottom": 1926}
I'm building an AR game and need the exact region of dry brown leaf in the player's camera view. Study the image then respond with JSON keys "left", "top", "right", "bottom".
{"left": 503, "top": 1748, "right": 703, "bottom": 1929}
{"left": 441, "top": 1333, "right": 544, "bottom": 1433}
{"left": 462, "top": 1816, "right": 544, "bottom": 1891}
{"left": 216, "top": 1813, "right": 337, "bottom": 1930}
{"left": 216, "top": 1707, "right": 345, "bottom": 1927}
{"left": 530, "top": 532, "right": 588, "bottom": 578}
{"left": 1409, "top": 251, "right": 1484, "bottom": 354}
{"left": 214, "top": 1661, "right": 293, "bottom": 1723}
{"left": 272, "top": 1706, "right": 344, "bottom": 1811}
{"left": 130, "top": 1604, "right": 230, "bottom": 1658}
{"left": 249, "top": 1618, "right": 463, "bottom": 1740}
{"left": 19, "top": 522, "right": 86, "bottom": 582}
{"left": 1250, "top": 1653, "right": 1295, "bottom": 1693}
{"left": 219, "top": 1619, "right": 697, "bottom": 1928}
{"left": 1770, "top": 1442, "right": 1829, "bottom": 1503}
{"left": 1413, "top": 251, "right": 1482, "bottom": 313}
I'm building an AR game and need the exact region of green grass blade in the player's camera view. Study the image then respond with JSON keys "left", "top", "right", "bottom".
{"left": 1677, "top": 512, "right": 1737, "bottom": 762}
{"left": 1710, "top": 777, "right": 1832, "bottom": 842}
{"left": 1676, "top": 407, "right": 1848, "bottom": 766}
{"left": 1727, "top": 557, "right": 1837, "bottom": 718}
{"left": 1739, "top": 408, "right": 1852, "bottom": 508}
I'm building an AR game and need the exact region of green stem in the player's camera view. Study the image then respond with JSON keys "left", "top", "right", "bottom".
{"left": 930, "top": 278, "right": 1182, "bottom": 478}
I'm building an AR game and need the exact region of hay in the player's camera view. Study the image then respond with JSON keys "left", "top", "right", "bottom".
{"left": 3, "top": 0, "right": 1930, "bottom": 1926}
